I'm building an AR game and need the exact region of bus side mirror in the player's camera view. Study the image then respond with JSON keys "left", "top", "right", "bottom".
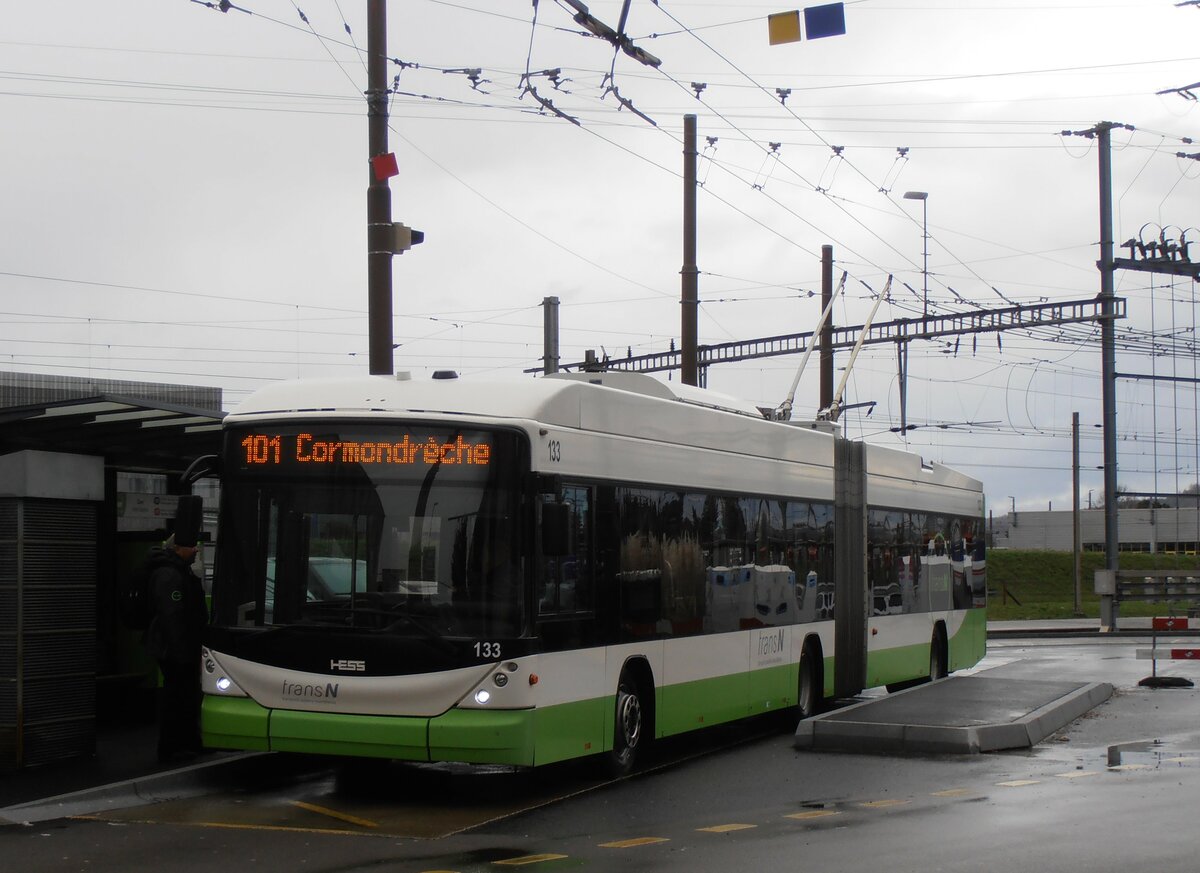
{"left": 542, "top": 501, "right": 570, "bottom": 557}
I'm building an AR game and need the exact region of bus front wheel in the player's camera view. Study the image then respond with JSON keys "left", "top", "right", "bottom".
{"left": 606, "top": 673, "right": 645, "bottom": 778}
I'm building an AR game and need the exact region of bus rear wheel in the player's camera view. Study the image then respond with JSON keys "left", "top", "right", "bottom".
{"left": 606, "top": 673, "right": 645, "bottom": 778}
{"left": 797, "top": 642, "right": 823, "bottom": 720}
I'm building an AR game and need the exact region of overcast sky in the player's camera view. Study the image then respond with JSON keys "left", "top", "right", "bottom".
{"left": 3, "top": 0, "right": 1199, "bottom": 517}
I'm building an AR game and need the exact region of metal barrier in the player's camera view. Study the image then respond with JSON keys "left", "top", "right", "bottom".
{"left": 1095, "top": 570, "right": 1200, "bottom": 631}
{"left": 1135, "top": 617, "right": 1199, "bottom": 688}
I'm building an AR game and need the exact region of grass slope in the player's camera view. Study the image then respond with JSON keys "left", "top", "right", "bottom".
{"left": 986, "top": 550, "right": 1200, "bottom": 620}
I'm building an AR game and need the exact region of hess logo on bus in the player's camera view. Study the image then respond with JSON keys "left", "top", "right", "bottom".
{"left": 330, "top": 659, "right": 366, "bottom": 672}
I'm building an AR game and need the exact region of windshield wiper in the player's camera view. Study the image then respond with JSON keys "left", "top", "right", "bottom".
{"left": 303, "top": 601, "right": 447, "bottom": 636}
{"left": 292, "top": 587, "right": 468, "bottom": 641}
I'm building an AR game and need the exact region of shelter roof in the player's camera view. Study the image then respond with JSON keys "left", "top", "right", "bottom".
{"left": 0, "top": 394, "right": 224, "bottom": 474}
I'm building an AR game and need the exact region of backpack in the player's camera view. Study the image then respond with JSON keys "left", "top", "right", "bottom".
{"left": 120, "top": 546, "right": 175, "bottom": 631}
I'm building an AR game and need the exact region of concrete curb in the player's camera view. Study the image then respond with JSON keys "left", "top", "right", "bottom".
{"left": 975, "top": 681, "right": 1113, "bottom": 751}
{"left": 0, "top": 752, "right": 268, "bottom": 826}
{"left": 794, "top": 678, "right": 1114, "bottom": 756}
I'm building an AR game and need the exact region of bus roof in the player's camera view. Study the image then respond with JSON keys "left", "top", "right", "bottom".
{"left": 226, "top": 371, "right": 767, "bottom": 424}
{"left": 227, "top": 371, "right": 983, "bottom": 500}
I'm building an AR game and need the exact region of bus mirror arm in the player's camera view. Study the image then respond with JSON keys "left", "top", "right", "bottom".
{"left": 182, "top": 453, "right": 222, "bottom": 485}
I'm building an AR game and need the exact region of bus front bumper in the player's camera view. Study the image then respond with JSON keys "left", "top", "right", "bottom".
{"left": 201, "top": 696, "right": 536, "bottom": 766}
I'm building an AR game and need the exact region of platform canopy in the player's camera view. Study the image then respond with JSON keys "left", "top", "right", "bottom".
{"left": 0, "top": 394, "right": 224, "bottom": 474}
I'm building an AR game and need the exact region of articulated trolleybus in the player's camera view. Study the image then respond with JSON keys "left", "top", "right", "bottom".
{"left": 201, "top": 370, "right": 986, "bottom": 773}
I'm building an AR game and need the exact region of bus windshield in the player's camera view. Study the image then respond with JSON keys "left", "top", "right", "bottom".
{"left": 212, "top": 424, "right": 526, "bottom": 638}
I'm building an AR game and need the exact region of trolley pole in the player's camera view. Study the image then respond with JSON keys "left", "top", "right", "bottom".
{"left": 681, "top": 114, "right": 699, "bottom": 387}
{"left": 366, "top": 0, "right": 394, "bottom": 375}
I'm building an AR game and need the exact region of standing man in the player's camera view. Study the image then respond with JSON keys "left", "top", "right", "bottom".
{"left": 143, "top": 495, "right": 208, "bottom": 764}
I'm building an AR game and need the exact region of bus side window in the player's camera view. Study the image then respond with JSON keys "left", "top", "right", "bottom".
{"left": 539, "top": 486, "right": 592, "bottom": 616}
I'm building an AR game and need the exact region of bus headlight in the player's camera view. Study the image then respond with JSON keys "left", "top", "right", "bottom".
{"left": 200, "top": 648, "right": 248, "bottom": 697}
{"left": 458, "top": 658, "right": 536, "bottom": 709}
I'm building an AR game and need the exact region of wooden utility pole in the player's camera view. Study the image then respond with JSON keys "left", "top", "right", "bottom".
{"left": 1097, "top": 122, "right": 1119, "bottom": 572}
{"left": 543, "top": 296, "right": 560, "bottom": 375}
{"left": 820, "top": 245, "right": 834, "bottom": 411}
{"left": 681, "top": 114, "right": 699, "bottom": 386}
{"left": 366, "top": 0, "right": 394, "bottom": 375}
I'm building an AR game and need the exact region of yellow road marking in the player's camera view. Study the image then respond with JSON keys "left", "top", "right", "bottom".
{"left": 495, "top": 854, "right": 569, "bottom": 866}
{"left": 931, "top": 789, "right": 971, "bottom": 797}
{"left": 859, "top": 799, "right": 910, "bottom": 808}
{"left": 996, "top": 779, "right": 1040, "bottom": 787}
{"left": 289, "top": 800, "right": 379, "bottom": 829}
{"left": 785, "top": 810, "right": 840, "bottom": 821}
{"left": 697, "top": 823, "right": 757, "bottom": 833}
{"left": 1054, "top": 771, "right": 1101, "bottom": 779}
{"left": 1163, "top": 756, "right": 1200, "bottom": 764}
{"left": 1108, "top": 764, "right": 1149, "bottom": 771}
{"left": 598, "top": 837, "right": 670, "bottom": 848}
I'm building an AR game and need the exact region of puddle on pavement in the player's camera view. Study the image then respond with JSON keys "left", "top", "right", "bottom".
{"left": 1016, "top": 732, "right": 1200, "bottom": 773}
{"left": 1031, "top": 739, "right": 1200, "bottom": 773}
{"left": 1101, "top": 740, "right": 1200, "bottom": 769}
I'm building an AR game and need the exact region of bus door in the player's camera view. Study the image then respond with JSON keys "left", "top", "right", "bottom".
{"left": 534, "top": 484, "right": 607, "bottom": 764}
{"left": 833, "top": 438, "right": 867, "bottom": 698}
{"left": 537, "top": 485, "right": 592, "bottom": 622}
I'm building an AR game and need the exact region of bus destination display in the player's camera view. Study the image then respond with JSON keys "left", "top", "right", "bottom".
{"left": 239, "top": 432, "right": 492, "bottom": 468}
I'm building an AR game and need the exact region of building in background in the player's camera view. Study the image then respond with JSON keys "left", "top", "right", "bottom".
{"left": 996, "top": 507, "right": 1200, "bottom": 554}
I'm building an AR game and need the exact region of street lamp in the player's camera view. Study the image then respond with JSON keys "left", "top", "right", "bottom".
{"left": 903, "top": 191, "right": 929, "bottom": 319}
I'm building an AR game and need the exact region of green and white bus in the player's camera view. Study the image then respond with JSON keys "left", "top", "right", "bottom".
{"left": 201, "top": 370, "right": 986, "bottom": 774}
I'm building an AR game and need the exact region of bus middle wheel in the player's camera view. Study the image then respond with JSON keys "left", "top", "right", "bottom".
{"left": 929, "top": 627, "right": 948, "bottom": 680}
{"left": 606, "top": 673, "right": 645, "bottom": 778}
